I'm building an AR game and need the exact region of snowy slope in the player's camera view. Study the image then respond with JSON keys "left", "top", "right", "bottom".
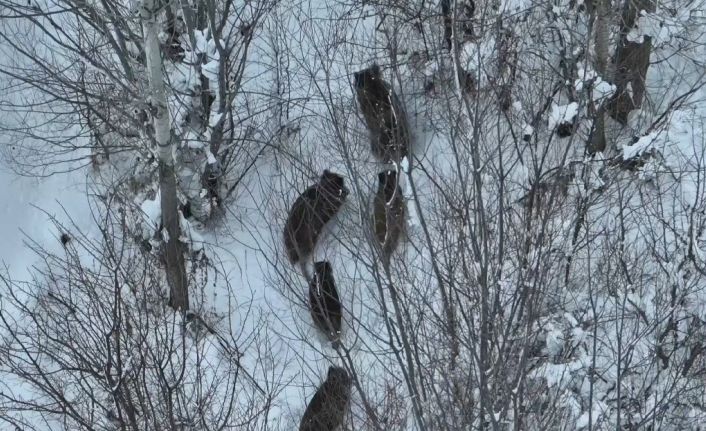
{"left": 2, "top": 0, "right": 706, "bottom": 429}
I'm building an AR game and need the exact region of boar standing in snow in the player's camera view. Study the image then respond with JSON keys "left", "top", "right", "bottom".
{"left": 284, "top": 170, "right": 349, "bottom": 265}
{"left": 354, "top": 65, "right": 411, "bottom": 163}
{"left": 309, "top": 261, "right": 343, "bottom": 344}
{"left": 299, "top": 366, "right": 352, "bottom": 431}
{"left": 372, "top": 169, "right": 405, "bottom": 264}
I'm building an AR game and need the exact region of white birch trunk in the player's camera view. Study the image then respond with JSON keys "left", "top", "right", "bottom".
{"left": 141, "top": 0, "right": 189, "bottom": 311}
{"left": 141, "top": 0, "right": 172, "bottom": 163}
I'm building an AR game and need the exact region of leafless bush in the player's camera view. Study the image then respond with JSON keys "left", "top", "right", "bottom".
{"left": 0, "top": 199, "right": 277, "bottom": 430}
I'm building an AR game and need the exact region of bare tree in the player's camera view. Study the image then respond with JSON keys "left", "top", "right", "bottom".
{"left": 256, "top": 0, "right": 706, "bottom": 429}
{"left": 140, "top": 0, "right": 189, "bottom": 310}
{"left": 0, "top": 198, "right": 276, "bottom": 430}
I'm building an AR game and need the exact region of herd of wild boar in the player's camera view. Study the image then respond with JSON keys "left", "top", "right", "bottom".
{"left": 284, "top": 64, "right": 410, "bottom": 430}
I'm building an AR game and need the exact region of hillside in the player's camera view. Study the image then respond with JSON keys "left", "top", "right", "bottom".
{"left": 1, "top": 0, "right": 706, "bottom": 429}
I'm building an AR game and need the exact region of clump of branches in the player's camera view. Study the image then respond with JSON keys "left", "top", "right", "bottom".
{"left": 0, "top": 199, "right": 274, "bottom": 430}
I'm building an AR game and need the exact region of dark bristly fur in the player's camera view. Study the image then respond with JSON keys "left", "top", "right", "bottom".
{"left": 372, "top": 170, "right": 405, "bottom": 263}
{"left": 299, "top": 366, "right": 352, "bottom": 431}
{"left": 309, "top": 261, "right": 342, "bottom": 342}
{"left": 354, "top": 65, "right": 410, "bottom": 163}
{"left": 284, "top": 171, "right": 348, "bottom": 264}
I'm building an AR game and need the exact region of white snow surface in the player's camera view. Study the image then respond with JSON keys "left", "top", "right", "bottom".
{"left": 0, "top": 167, "right": 93, "bottom": 279}
{"left": 548, "top": 102, "right": 578, "bottom": 129}
{"left": 575, "top": 67, "right": 616, "bottom": 103}
{"left": 3, "top": 0, "right": 706, "bottom": 429}
{"left": 140, "top": 191, "right": 162, "bottom": 237}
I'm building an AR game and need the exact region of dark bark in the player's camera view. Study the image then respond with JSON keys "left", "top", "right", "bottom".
{"left": 160, "top": 161, "right": 189, "bottom": 311}
{"left": 588, "top": 107, "right": 607, "bottom": 154}
{"left": 608, "top": 0, "right": 655, "bottom": 125}
{"left": 442, "top": 0, "right": 475, "bottom": 51}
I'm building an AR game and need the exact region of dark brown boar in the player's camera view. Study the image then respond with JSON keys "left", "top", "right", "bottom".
{"left": 299, "top": 366, "right": 352, "bottom": 431}
{"left": 372, "top": 169, "right": 405, "bottom": 264}
{"left": 354, "top": 65, "right": 411, "bottom": 163}
{"left": 309, "top": 261, "right": 343, "bottom": 343}
{"left": 284, "top": 170, "right": 348, "bottom": 264}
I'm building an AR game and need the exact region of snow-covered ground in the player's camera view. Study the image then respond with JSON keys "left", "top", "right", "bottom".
{"left": 0, "top": 167, "right": 92, "bottom": 279}
{"left": 2, "top": 0, "right": 706, "bottom": 429}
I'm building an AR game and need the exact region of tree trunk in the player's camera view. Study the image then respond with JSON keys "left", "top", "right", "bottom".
{"left": 141, "top": 0, "right": 189, "bottom": 311}
{"left": 593, "top": 0, "right": 611, "bottom": 77}
{"left": 608, "top": 0, "right": 655, "bottom": 125}
{"left": 585, "top": 0, "right": 610, "bottom": 154}
{"left": 160, "top": 161, "right": 189, "bottom": 310}
{"left": 588, "top": 110, "right": 607, "bottom": 154}
{"left": 442, "top": 0, "right": 453, "bottom": 51}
